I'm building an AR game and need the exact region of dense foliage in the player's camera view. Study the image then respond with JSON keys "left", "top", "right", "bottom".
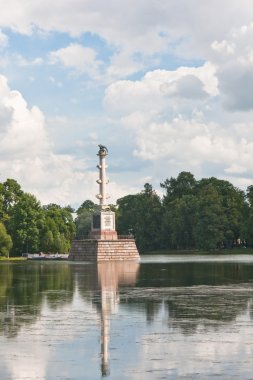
{"left": 116, "top": 172, "right": 251, "bottom": 252}
{"left": 0, "top": 179, "right": 76, "bottom": 257}
{"left": 1, "top": 171, "right": 253, "bottom": 256}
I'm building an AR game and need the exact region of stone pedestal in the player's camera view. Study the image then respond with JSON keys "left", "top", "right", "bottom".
{"left": 89, "top": 211, "right": 118, "bottom": 240}
{"left": 69, "top": 239, "right": 140, "bottom": 261}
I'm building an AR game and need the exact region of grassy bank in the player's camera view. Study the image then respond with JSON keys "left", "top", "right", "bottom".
{"left": 0, "top": 257, "right": 26, "bottom": 261}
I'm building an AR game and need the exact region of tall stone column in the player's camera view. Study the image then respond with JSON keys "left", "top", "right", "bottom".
{"left": 69, "top": 145, "right": 140, "bottom": 261}
{"left": 90, "top": 145, "right": 118, "bottom": 240}
{"left": 96, "top": 145, "right": 109, "bottom": 209}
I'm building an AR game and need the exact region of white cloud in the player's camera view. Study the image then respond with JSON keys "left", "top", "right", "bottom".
{"left": 50, "top": 43, "right": 101, "bottom": 76}
{"left": 0, "top": 75, "right": 132, "bottom": 206}
{"left": 0, "top": 77, "right": 48, "bottom": 159}
{"left": 2, "top": 1, "right": 253, "bottom": 196}
{"left": 0, "top": 30, "right": 8, "bottom": 47}
{"left": 211, "top": 40, "right": 235, "bottom": 55}
{"left": 104, "top": 62, "right": 218, "bottom": 121}
{"left": 1, "top": 1, "right": 253, "bottom": 78}
{"left": 103, "top": 55, "right": 253, "bottom": 187}
{"left": 209, "top": 22, "right": 253, "bottom": 111}
{"left": 106, "top": 51, "right": 145, "bottom": 81}
{"left": 16, "top": 54, "right": 43, "bottom": 67}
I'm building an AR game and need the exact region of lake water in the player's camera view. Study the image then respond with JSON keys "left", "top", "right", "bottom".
{"left": 1, "top": 254, "right": 253, "bottom": 379}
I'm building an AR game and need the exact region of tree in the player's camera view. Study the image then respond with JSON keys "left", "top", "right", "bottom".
{"left": 76, "top": 200, "right": 97, "bottom": 214}
{"left": 42, "top": 230, "right": 55, "bottom": 252}
{"left": 162, "top": 195, "right": 197, "bottom": 249}
{"left": 0, "top": 222, "right": 13, "bottom": 257}
{"left": 75, "top": 210, "right": 92, "bottom": 238}
{"left": 161, "top": 172, "right": 247, "bottom": 250}
{"left": 1, "top": 179, "right": 23, "bottom": 215}
{"left": 75, "top": 200, "right": 98, "bottom": 238}
{"left": 193, "top": 185, "right": 226, "bottom": 250}
{"left": 161, "top": 172, "right": 197, "bottom": 249}
{"left": 8, "top": 193, "right": 44, "bottom": 255}
{"left": 241, "top": 186, "right": 253, "bottom": 247}
{"left": 161, "top": 171, "right": 196, "bottom": 202}
{"left": 0, "top": 179, "right": 23, "bottom": 223}
{"left": 117, "top": 184, "right": 162, "bottom": 251}
{"left": 197, "top": 177, "right": 246, "bottom": 245}
{"left": 41, "top": 204, "right": 76, "bottom": 253}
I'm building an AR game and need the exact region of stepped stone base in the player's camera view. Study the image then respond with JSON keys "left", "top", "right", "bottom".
{"left": 69, "top": 239, "right": 140, "bottom": 262}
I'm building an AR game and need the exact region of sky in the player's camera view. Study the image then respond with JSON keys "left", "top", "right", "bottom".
{"left": 1, "top": 1, "right": 253, "bottom": 208}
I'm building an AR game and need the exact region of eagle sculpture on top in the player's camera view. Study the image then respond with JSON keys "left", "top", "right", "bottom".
{"left": 98, "top": 144, "right": 108, "bottom": 153}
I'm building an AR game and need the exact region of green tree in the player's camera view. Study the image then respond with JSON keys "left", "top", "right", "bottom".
{"left": 41, "top": 204, "right": 76, "bottom": 252}
{"left": 193, "top": 185, "right": 225, "bottom": 250}
{"left": 161, "top": 172, "right": 197, "bottom": 249}
{"left": 0, "top": 222, "right": 13, "bottom": 257}
{"left": 1, "top": 179, "right": 23, "bottom": 215}
{"left": 161, "top": 171, "right": 196, "bottom": 202}
{"left": 0, "top": 179, "right": 23, "bottom": 222}
{"left": 75, "top": 210, "right": 92, "bottom": 238}
{"left": 43, "top": 230, "right": 55, "bottom": 252}
{"left": 162, "top": 195, "right": 197, "bottom": 249}
{"left": 77, "top": 200, "right": 97, "bottom": 213}
{"left": 8, "top": 193, "right": 44, "bottom": 255}
{"left": 75, "top": 200, "right": 99, "bottom": 238}
{"left": 197, "top": 177, "right": 245, "bottom": 245}
{"left": 161, "top": 172, "right": 246, "bottom": 250}
{"left": 241, "top": 186, "right": 253, "bottom": 247}
{"left": 117, "top": 183, "right": 162, "bottom": 251}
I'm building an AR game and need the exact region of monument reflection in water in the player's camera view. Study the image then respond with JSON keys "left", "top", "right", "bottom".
{"left": 3, "top": 258, "right": 253, "bottom": 378}
{"left": 0, "top": 261, "right": 139, "bottom": 379}
{"left": 92, "top": 261, "right": 140, "bottom": 377}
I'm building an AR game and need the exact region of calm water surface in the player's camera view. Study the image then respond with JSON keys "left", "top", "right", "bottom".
{"left": 1, "top": 254, "right": 253, "bottom": 379}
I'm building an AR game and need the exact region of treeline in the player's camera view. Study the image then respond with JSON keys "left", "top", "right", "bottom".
{"left": 116, "top": 172, "right": 253, "bottom": 252}
{"left": 2, "top": 171, "right": 253, "bottom": 256}
{"left": 0, "top": 179, "right": 76, "bottom": 257}
{"left": 77, "top": 171, "right": 253, "bottom": 252}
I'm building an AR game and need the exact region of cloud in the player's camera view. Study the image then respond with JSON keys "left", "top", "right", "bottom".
{"left": 209, "top": 23, "right": 253, "bottom": 111}
{"left": 103, "top": 56, "right": 253, "bottom": 186}
{"left": 161, "top": 75, "right": 209, "bottom": 100}
{"left": 0, "top": 30, "right": 8, "bottom": 47}
{"left": 49, "top": 43, "right": 101, "bottom": 76}
{"left": 1, "top": 1, "right": 253, "bottom": 78}
{"left": 0, "top": 75, "right": 131, "bottom": 207}
{"left": 2, "top": 1, "right": 253, "bottom": 197}
{"left": 219, "top": 62, "right": 253, "bottom": 111}
{"left": 104, "top": 62, "right": 218, "bottom": 118}
{"left": 106, "top": 51, "right": 145, "bottom": 81}
{"left": 0, "top": 75, "right": 48, "bottom": 159}
{"left": 16, "top": 55, "right": 44, "bottom": 67}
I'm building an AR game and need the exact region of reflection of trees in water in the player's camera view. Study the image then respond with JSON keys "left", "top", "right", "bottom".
{"left": 0, "top": 264, "right": 13, "bottom": 298}
{"left": 1, "top": 259, "right": 253, "bottom": 351}
{"left": 0, "top": 262, "right": 73, "bottom": 337}
{"left": 137, "top": 262, "right": 247, "bottom": 287}
{"left": 165, "top": 287, "right": 251, "bottom": 335}
{"left": 120, "top": 286, "right": 252, "bottom": 335}
{"left": 247, "top": 299, "right": 253, "bottom": 321}
{"left": 119, "top": 261, "right": 253, "bottom": 334}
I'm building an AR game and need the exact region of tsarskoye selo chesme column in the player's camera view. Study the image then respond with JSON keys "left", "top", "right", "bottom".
{"left": 96, "top": 144, "right": 109, "bottom": 210}
{"left": 89, "top": 145, "right": 117, "bottom": 240}
{"left": 69, "top": 145, "right": 140, "bottom": 261}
